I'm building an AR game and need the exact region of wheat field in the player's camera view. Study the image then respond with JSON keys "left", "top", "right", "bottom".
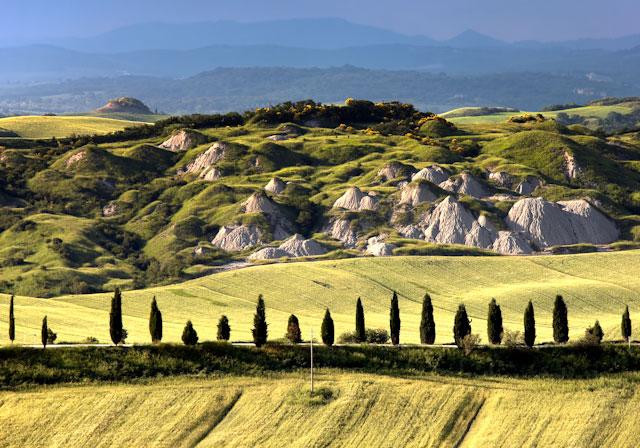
{"left": 0, "top": 115, "right": 145, "bottom": 138}
{"left": 1, "top": 250, "right": 639, "bottom": 345}
{"left": 2, "top": 372, "right": 640, "bottom": 447}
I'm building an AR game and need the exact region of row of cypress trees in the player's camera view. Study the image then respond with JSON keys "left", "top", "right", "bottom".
{"left": 5, "top": 290, "right": 635, "bottom": 348}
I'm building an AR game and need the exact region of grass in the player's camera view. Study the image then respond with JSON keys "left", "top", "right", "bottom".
{"left": 1, "top": 250, "right": 640, "bottom": 345}
{"left": 2, "top": 371, "right": 640, "bottom": 447}
{"left": 0, "top": 115, "right": 146, "bottom": 139}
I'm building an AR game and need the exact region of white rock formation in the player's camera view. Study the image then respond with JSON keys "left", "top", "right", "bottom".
{"left": 365, "top": 235, "right": 395, "bottom": 256}
{"left": 266, "top": 134, "right": 290, "bottom": 141}
{"left": 102, "top": 202, "right": 118, "bottom": 217}
{"left": 326, "top": 218, "right": 358, "bottom": 248}
{"left": 412, "top": 165, "right": 450, "bottom": 185}
{"left": 399, "top": 182, "right": 437, "bottom": 206}
{"left": 278, "top": 234, "right": 327, "bottom": 257}
{"left": 65, "top": 150, "right": 87, "bottom": 168}
{"left": 248, "top": 247, "right": 290, "bottom": 260}
{"left": 492, "top": 231, "right": 533, "bottom": 255}
{"left": 506, "top": 197, "right": 618, "bottom": 249}
{"left": 159, "top": 130, "right": 206, "bottom": 152}
{"left": 264, "top": 177, "right": 286, "bottom": 195}
{"left": 439, "top": 172, "right": 490, "bottom": 198}
{"left": 333, "top": 187, "right": 379, "bottom": 211}
{"left": 515, "top": 177, "right": 542, "bottom": 195}
{"left": 563, "top": 151, "right": 582, "bottom": 179}
{"left": 377, "top": 161, "right": 416, "bottom": 182}
{"left": 488, "top": 171, "right": 514, "bottom": 188}
{"left": 211, "top": 225, "right": 263, "bottom": 251}
{"left": 200, "top": 167, "right": 221, "bottom": 181}
{"left": 185, "top": 142, "right": 227, "bottom": 175}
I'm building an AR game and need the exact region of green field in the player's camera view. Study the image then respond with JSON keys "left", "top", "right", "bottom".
{"left": 2, "top": 372, "right": 640, "bottom": 447}
{"left": 0, "top": 115, "right": 146, "bottom": 138}
{"left": 1, "top": 250, "right": 639, "bottom": 345}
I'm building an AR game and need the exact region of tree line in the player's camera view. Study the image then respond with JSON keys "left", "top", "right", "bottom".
{"left": 5, "top": 290, "right": 634, "bottom": 348}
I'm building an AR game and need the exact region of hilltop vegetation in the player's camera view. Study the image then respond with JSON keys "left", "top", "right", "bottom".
{"left": 0, "top": 98, "right": 639, "bottom": 297}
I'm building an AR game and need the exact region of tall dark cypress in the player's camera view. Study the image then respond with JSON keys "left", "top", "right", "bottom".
{"left": 218, "top": 315, "right": 231, "bottom": 341}
{"left": 109, "top": 287, "right": 123, "bottom": 345}
{"left": 453, "top": 304, "right": 471, "bottom": 348}
{"left": 420, "top": 293, "right": 436, "bottom": 344}
{"left": 286, "top": 314, "right": 301, "bottom": 343}
{"left": 355, "top": 297, "right": 366, "bottom": 343}
{"left": 8, "top": 295, "right": 15, "bottom": 343}
{"left": 390, "top": 291, "right": 401, "bottom": 345}
{"left": 524, "top": 301, "right": 536, "bottom": 348}
{"left": 321, "top": 308, "right": 334, "bottom": 346}
{"left": 252, "top": 294, "right": 268, "bottom": 347}
{"left": 552, "top": 295, "right": 569, "bottom": 344}
{"left": 41, "top": 316, "right": 48, "bottom": 349}
{"left": 487, "top": 298, "right": 503, "bottom": 345}
{"left": 622, "top": 305, "right": 632, "bottom": 343}
{"left": 149, "top": 296, "right": 162, "bottom": 343}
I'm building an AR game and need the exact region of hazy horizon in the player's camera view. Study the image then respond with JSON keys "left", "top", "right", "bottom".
{"left": 3, "top": 0, "right": 639, "bottom": 46}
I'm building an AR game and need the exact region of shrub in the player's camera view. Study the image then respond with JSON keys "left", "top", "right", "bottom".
{"left": 252, "top": 295, "right": 268, "bottom": 347}
{"left": 182, "top": 321, "right": 198, "bottom": 345}
{"left": 586, "top": 321, "right": 604, "bottom": 344}
{"left": 503, "top": 330, "right": 524, "bottom": 347}
{"left": 321, "top": 309, "right": 334, "bottom": 346}
{"left": 47, "top": 328, "right": 57, "bottom": 344}
{"left": 461, "top": 334, "right": 481, "bottom": 356}
{"left": 420, "top": 293, "right": 436, "bottom": 344}
{"left": 217, "top": 315, "right": 231, "bottom": 341}
{"left": 365, "top": 328, "right": 389, "bottom": 344}
{"left": 286, "top": 314, "right": 302, "bottom": 343}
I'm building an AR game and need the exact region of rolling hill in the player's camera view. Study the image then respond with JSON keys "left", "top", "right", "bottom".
{"left": 0, "top": 115, "right": 146, "bottom": 138}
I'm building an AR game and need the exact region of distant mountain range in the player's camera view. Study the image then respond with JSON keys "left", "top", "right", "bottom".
{"left": 1, "top": 66, "right": 637, "bottom": 115}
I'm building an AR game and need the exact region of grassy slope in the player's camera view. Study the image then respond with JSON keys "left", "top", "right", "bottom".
{"left": 0, "top": 116, "right": 145, "bottom": 138}
{"left": 1, "top": 250, "right": 639, "bottom": 345}
{"left": 2, "top": 372, "right": 640, "bottom": 447}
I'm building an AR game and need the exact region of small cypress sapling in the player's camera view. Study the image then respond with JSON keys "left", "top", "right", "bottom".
{"left": 321, "top": 308, "right": 334, "bottom": 346}
{"left": 9, "top": 295, "right": 15, "bottom": 343}
{"left": 524, "top": 301, "right": 536, "bottom": 348}
{"left": 552, "top": 295, "right": 569, "bottom": 344}
{"left": 109, "top": 287, "right": 123, "bottom": 345}
{"left": 487, "top": 298, "right": 503, "bottom": 345}
{"left": 420, "top": 293, "right": 436, "bottom": 344}
{"left": 390, "top": 291, "right": 401, "bottom": 345}
{"left": 286, "top": 314, "right": 301, "bottom": 343}
{"left": 621, "top": 305, "right": 632, "bottom": 343}
{"left": 41, "top": 316, "right": 48, "bottom": 349}
{"left": 453, "top": 304, "right": 471, "bottom": 348}
{"left": 182, "top": 320, "right": 198, "bottom": 345}
{"left": 355, "top": 297, "right": 365, "bottom": 343}
{"left": 149, "top": 296, "right": 162, "bottom": 343}
{"left": 217, "top": 315, "right": 231, "bottom": 341}
{"left": 586, "top": 320, "right": 604, "bottom": 344}
{"left": 252, "top": 294, "right": 268, "bottom": 347}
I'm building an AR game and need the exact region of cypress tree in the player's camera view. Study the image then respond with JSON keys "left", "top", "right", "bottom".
{"left": 552, "top": 295, "right": 569, "bottom": 343}
{"left": 217, "top": 315, "right": 231, "bottom": 341}
{"left": 181, "top": 320, "right": 198, "bottom": 345}
{"left": 149, "top": 296, "right": 162, "bottom": 343}
{"left": 355, "top": 297, "right": 365, "bottom": 343}
{"left": 9, "top": 295, "right": 15, "bottom": 343}
{"left": 622, "top": 305, "right": 632, "bottom": 343}
{"left": 286, "top": 314, "right": 301, "bottom": 343}
{"left": 453, "top": 304, "right": 471, "bottom": 348}
{"left": 420, "top": 293, "right": 436, "bottom": 344}
{"left": 524, "top": 301, "right": 536, "bottom": 348}
{"left": 109, "top": 287, "right": 123, "bottom": 345}
{"left": 487, "top": 298, "right": 503, "bottom": 345}
{"left": 321, "top": 308, "right": 334, "bottom": 346}
{"left": 390, "top": 291, "right": 401, "bottom": 345}
{"left": 252, "top": 294, "right": 268, "bottom": 347}
{"left": 587, "top": 320, "right": 604, "bottom": 344}
{"left": 41, "top": 316, "right": 48, "bottom": 348}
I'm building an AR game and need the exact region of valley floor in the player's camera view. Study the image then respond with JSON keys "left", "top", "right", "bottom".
{"left": 3, "top": 371, "right": 640, "bottom": 447}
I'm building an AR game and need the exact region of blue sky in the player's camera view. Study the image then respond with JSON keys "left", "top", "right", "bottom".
{"left": 2, "top": 0, "right": 639, "bottom": 44}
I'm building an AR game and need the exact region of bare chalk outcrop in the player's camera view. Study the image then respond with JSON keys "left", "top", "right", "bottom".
{"left": 492, "top": 231, "right": 533, "bottom": 255}
{"left": 200, "top": 167, "right": 222, "bottom": 181}
{"left": 377, "top": 161, "right": 416, "bottom": 183}
{"left": 488, "top": 171, "right": 514, "bottom": 188}
{"left": 159, "top": 130, "right": 207, "bottom": 152}
{"left": 248, "top": 247, "right": 290, "bottom": 260}
{"left": 326, "top": 218, "right": 359, "bottom": 248}
{"left": 399, "top": 182, "right": 437, "bottom": 207}
{"left": 211, "top": 225, "right": 263, "bottom": 251}
{"left": 439, "top": 172, "right": 490, "bottom": 198}
{"left": 264, "top": 177, "right": 286, "bottom": 195}
{"left": 185, "top": 142, "right": 227, "bottom": 175}
{"left": 563, "top": 151, "right": 582, "bottom": 179}
{"left": 515, "top": 177, "right": 542, "bottom": 195}
{"left": 365, "top": 235, "right": 395, "bottom": 256}
{"left": 333, "top": 187, "right": 379, "bottom": 211}
{"left": 242, "top": 191, "right": 294, "bottom": 240}
{"left": 506, "top": 197, "right": 618, "bottom": 249}
{"left": 412, "top": 165, "right": 450, "bottom": 185}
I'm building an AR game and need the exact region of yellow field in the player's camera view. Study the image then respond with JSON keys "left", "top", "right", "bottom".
{"left": 0, "top": 115, "right": 145, "bottom": 138}
{"left": 1, "top": 250, "right": 639, "bottom": 345}
{"left": 2, "top": 372, "right": 640, "bottom": 447}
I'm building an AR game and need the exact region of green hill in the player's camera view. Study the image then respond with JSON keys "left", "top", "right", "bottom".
{"left": 0, "top": 115, "right": 146, "bottom": 138}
